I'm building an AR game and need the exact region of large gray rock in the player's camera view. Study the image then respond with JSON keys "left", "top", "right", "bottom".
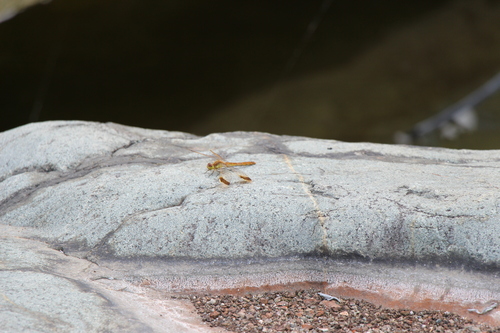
{"left": 1, "top": 120, "right": 500, "bottom": 330}
{"left": 0, "top": 225, "right": 225, "bottom": 332}
{"left": 2, "top": 121, "right": 500, "bottom": 266}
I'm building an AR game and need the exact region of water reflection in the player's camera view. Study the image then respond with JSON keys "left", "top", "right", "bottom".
{"left": 1, "top": 0, "right": 500, "bottom": 149}
{"left": 395, "top": 71, "right": 500, "bottom": 148}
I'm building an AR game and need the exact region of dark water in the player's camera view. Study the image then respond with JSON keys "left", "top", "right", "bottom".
{"left": 1, "top": 0, "right": 500, "bottom": 148}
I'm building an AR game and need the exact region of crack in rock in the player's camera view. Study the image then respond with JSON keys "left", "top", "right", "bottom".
{"left": 0, "top": 155, "right": 177, "bottom": 217}
{"left": 84, "top": 195, "right": 189, "bottom": 261}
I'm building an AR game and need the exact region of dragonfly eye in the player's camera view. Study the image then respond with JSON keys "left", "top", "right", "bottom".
{"left": 207, "top": 163, "right": 214, "bottom": 168}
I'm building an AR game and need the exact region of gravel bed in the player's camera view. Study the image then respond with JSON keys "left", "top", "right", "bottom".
{"left": 188, "top": 289, "right": 500, "bottom": 332}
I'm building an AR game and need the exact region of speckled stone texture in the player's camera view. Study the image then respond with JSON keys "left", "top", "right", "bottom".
{"left": 1, "top": 121, "right": 500, "bottom": 331}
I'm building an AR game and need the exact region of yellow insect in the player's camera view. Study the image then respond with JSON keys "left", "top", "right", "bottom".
{"left": 191, "top": 150, "right": 256, "bottom": 185}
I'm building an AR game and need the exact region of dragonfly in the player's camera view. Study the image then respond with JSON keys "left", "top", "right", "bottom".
{"left": 191, "top": 150, "right": 256, "bottom": 185}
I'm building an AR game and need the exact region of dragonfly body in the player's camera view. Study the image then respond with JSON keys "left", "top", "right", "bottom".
{"left": 207, "top": 160, "right": 256, "bottom": 170}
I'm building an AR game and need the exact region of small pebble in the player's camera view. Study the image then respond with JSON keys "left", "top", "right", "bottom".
{"left": 189, "top": 289, "right": 499, "bottom": 332}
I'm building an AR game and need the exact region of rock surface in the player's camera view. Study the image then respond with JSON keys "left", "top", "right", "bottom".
{"left": 0, "top": 0, "right": 46, "bottom": 23}
{"left": 0, "top": 225, "right": 224, "bottom": 332}
{"left": 1, "top": 120, "right": 500, "bottom": 331}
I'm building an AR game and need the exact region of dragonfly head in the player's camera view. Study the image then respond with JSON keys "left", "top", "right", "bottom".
{"left": 207, "top": 160, "right": 224, "bottom": 170}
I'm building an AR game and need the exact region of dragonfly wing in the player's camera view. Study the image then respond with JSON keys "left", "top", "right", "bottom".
{"left": 217, "top": 167, "right": 252, "bottom": 185}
